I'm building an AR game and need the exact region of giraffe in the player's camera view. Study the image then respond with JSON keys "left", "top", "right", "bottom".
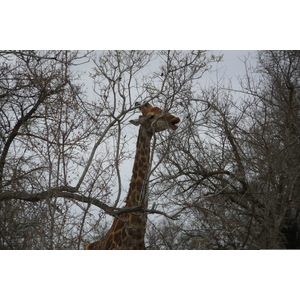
{"left": 84, "top": 102, "right": 180, "bottom": 249}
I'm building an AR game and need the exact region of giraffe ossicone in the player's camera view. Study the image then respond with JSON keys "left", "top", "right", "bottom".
{"left": 84, "top": 102, "right": 180, "bottom": 250}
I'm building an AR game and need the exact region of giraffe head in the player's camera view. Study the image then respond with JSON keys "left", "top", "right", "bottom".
{"left": 130, "top": 102, "right": 180, "bottom": 133}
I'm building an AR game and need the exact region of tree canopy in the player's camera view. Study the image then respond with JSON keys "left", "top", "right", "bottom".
{"left": 1, "top": 50, "right": 299, "bottom": 249}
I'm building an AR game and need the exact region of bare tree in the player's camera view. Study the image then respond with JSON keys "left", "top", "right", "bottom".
{"left": 0, "top": 50, "right": 217, "bottom": 249}
{"left": 244, "top": 50, "right": 300, "bottom": 248}
{"left": 0, "top": 50, "right": 98, "bottom": 249}
{"left": 146, "top": 50, "right": 300, "bottom": 249}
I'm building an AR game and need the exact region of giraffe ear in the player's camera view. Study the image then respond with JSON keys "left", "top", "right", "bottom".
{"left": 130, "top": 115, "right": 147, "bottom": 126}
{"left": 129, "top": 118, "right": 142, "bottom": 126}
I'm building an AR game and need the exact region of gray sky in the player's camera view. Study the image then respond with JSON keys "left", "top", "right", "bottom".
{"left": 85, "top": 50, "right": 257, "bottom": 206}
{"left": 207, "top": 50, "right": 256, "bottom": 89}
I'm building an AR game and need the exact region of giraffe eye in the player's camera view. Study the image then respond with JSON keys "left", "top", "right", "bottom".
{"left": 149, "top": 115, "right": 155, "bottom": 120}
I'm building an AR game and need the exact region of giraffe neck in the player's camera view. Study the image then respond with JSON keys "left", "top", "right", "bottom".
{"left": 83, "top": 126, "right": 154, "bottom": 250}
{"left": 125, "top": 126, "right": 153, "bottom": 208}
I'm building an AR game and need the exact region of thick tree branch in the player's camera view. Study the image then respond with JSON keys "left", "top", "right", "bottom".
{"left": 0, "top": 186, "right": 177, "bottom": 220}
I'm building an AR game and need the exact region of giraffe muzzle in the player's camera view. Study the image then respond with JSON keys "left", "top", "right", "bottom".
{"left": 171, "top": 117, "right": 180, "bottom": 129}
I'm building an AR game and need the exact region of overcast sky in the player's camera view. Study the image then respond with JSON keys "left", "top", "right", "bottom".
{"left": 85, "top": 50, "right": 258, "bottom": 206}
{"left": 207, "top": 50, "right": 256, "bottom": 89}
